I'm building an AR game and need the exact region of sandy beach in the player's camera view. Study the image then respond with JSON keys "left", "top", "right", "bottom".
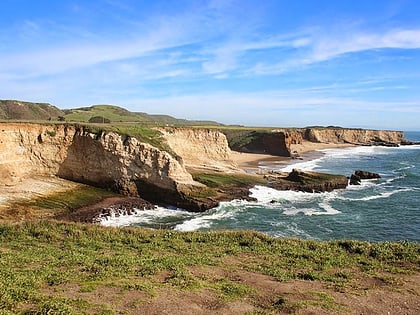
{"left": 231, "top": 141, "right": 354, "bottom": 173}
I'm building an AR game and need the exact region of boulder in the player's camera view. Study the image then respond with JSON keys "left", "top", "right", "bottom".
{"left": 354, "top": 170, "right": 381, "bottom": 179}
{"left": 349, "top": 174, "right": 361, "bottom": 185}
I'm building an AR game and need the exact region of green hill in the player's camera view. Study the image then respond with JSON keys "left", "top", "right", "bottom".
{"left": 63, "top": 104, "right": 222, "bottom": 126}
{"left": 0, "top": 100, "right": 64, "bottom": 120}
{"left": 0, "top": 101, "right": 222, "bottom": 126}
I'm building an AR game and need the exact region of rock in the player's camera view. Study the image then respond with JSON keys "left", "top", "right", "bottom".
{"left": 354, "top": 170, "right": 381, "bottom": 179}
{"left": 0, "top": 123, "right": 203, "bottom": 210}
{"left": 286, "top": 169, "right": 305, "bottom": 183}
{"left": 266, "top": 169, "right": 348, "bottom": 193}
{"left": 349, "top": 174, "right": 361, "bottom": 185}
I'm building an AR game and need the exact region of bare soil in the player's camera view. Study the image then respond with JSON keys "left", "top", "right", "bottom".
{"left": 46, "top": 265, "right": 420, "bottom": 314}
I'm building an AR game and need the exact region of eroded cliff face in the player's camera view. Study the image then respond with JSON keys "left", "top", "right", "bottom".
{"left": 0, "top": 123, "right": 199, "bottom": 201}
{"left": 225, "top": 128, "right": 406, "bottom": 157}
{"left": 303, "top": 128, "right": 405, "bottom": 145}
{"left": 158, "top": 128, "right": 239, "bottom": 172}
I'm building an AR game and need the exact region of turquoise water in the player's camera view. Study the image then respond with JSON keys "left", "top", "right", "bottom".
{"left": 102, "top": 131, "right": 420, "bottom": 242}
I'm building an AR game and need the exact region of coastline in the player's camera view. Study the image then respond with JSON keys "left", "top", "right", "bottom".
{"left": 0, "top": 142, "right": 355, "bottom": 224}
{"left": 231, "top": 142, "right": 355, "bottom": 173}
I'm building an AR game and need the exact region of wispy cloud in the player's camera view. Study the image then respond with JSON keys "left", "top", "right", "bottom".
{"left": 249, "top": 28, "right": 420, "bottom": 75}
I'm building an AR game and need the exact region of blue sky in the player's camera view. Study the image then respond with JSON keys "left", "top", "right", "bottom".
{"left": 1, "top": 0, "right": 419, "bottom": 130}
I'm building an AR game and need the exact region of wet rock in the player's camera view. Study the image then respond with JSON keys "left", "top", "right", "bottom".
{"left": 349, "top": 174, "right": 361, "bottom": 185}
{"left": 354, "top": 170, "right": 381, "bottom": 179}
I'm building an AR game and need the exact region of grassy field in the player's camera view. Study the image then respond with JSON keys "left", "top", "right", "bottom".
{"left": 0, "top": 221, "right": 418, "bottom": 314}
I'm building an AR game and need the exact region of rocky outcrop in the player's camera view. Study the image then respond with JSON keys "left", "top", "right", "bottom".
{"left": 158, "top": 128, "right": 239, "bottom": 172}
{"left": 224, "top": 128, "right": 406, "bottom": 157}
{"left": 263, "top": 169, "right": 348, "bottom": 193}
{"left": 354, "top": 170, "right": 381, "bottom": 179}
{"left": 303, "top": 128, "right": 405, "bottom": 146}
{"left": 349, "top": 170, "right": 381, "bottom": 185}
{"left": 0, "top": 123, "right": 201, "bottom": 208}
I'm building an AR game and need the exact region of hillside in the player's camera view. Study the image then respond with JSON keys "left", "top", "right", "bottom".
{"left": 63, "top": 104, "right": 222, "bottom": 126}
{"left": 0, "top": 100, "right": 64, "bottom": 120}
{"left": 0, "top": 100, "right": 222, "bottom": 126}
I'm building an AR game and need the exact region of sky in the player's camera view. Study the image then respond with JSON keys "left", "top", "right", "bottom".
{"left": 1, "top": 0, "right": 420, "bottom": 130}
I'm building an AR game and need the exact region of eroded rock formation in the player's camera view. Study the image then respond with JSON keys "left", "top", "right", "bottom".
{"left": 158, "top": 128, "right": 239, "bottom": 172}
{"left": 223, "top": 128, "right": 406, "bottom": 157}
{"left": 264, "top": 169, "right": 348, "bottom": 193}
{"left": 0, "top": 123, "right": 201, "bottom": 208}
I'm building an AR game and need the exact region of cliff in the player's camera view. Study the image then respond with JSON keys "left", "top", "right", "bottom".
{"left": 0, "top": 123, "right": 201, "bottom": 209}
{"left": 224, "top": 128, "right": 406, "bottom": 157}
{"left": 0, "top": 123, "right": 409, "bottom": 214}
{"left": 302, "top": 128, "right": 405, "bottom": 145}
{"left": 158, "top": 128, "right": 239, "bottom": 172}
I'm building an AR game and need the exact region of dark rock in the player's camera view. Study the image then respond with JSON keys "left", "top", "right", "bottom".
{"left": 286, "top": 169, "right": 305, "bottom": 183}
{"left": 401, "top": 140, "right": 420, "bottom": 145}
{"left": 349, "top": 174, "right": 361, "bottom": 185}
{"left": 354, "top": 170, "right": 381, "bottom": 179}
{"left": 266, "top": 169, "right": 348, "bottom": 193}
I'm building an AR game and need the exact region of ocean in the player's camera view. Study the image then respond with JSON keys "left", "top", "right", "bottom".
{"left": 102, "top": 131, "right": 420, "bottom": 242}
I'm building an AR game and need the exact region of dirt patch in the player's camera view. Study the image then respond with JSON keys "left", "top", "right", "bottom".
{"left": 42, "top": 268, "right": 420, "bottom": 314}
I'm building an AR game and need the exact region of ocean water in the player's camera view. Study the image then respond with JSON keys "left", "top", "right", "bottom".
{"left": 102, "top": 131, "right": 420, "bottom": 242}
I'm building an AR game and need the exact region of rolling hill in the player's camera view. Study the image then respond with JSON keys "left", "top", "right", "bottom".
{"left": 0, "top": 100, "right": 64, "bottom": 120}
{"left": 0, "top": 100, "right": 222, "bottom": 126}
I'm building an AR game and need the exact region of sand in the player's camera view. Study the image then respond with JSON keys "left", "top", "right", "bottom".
{"left": 231, "top": 141, "right": 354, "bottom": 173}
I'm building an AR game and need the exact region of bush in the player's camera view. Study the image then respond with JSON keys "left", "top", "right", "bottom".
{"left": 88, "top": 116, "right": 111, "bottom": 123}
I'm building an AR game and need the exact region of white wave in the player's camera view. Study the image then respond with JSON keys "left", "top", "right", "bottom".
{"left": 345, "top": 188, "right": 414, "bottom": 202}
{"left": 398, "top": 144, "right": 420, "bottom": 150}
{"left": 100, "top": 206, "right": 193, "bottom": 227}
{"left": 249, "top": 185, "right": 327, "bottom": 203}
{"left": 270, "top": 222, "right": 315, "bottom": 239}
{"left": 174, "top": 200, "right": 247, "bottom": 231}
{"left": 394, "top": 162, "right": 416, "bottom": 172}
{"left": 279, "top": 158, "right": 321, "bottom": 172}
{"left": 346, "top": 179, "right": 379, "bottom": 190}
{"left": 278, "top": 146, "right": 392, "bottom": 173}
{"left": 319, "top": 200, "right": 341, "bottom": 215}
{"left": 381, "top": 174, "right": 406, "bottom": 185}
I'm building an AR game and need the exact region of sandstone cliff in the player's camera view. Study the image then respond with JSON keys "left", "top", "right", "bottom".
{"left": 0, "top": 123, "right": 200, "bottom": 206}
{"left": 224, "top": 128, "right": 406, "bottom": 157}
{"left": 158, "top": 128, "right": 239, "bottom": 172}
{"left": 302, "top": 128, "right": 405, "bottom": 145}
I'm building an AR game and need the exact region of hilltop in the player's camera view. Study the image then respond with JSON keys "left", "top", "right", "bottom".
{"left": 0, "top": 100, "right": 222, "bottom": 126}
{"left": 0, "top": 100, "right": 64, "bottom": 120}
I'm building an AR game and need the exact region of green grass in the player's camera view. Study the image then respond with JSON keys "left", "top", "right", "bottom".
{"left": 2, "top": 186, "right": 118, "bottom": 222}
{"left": 0, "top": 221, "right": 418, "bottom": 314}
{"left": 63, "top": 105, "right": 149, "bottom": 123}
{"left": 192, "top": 172, "right": 266, "bottom": 189}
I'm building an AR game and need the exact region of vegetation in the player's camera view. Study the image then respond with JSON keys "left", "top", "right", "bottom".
{"left": 83, "top": 124, "right": 178, "bottom": 157}
{"left": 192, "top": 172, "right": 265, "bottom": 189}
{"left": 0, "top": 221, "right": 418, "bottom": 314}
{"left": 0, "top": 100, "right": 64, "bottom": 120}
{"left": 1, "top": 186, "right": 117, "bottom": 223}
{"left": 62, "top": 104, "right": 221, "bottom": 126}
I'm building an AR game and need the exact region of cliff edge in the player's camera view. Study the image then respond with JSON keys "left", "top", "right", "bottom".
{"left": 0, "top": 123, "right": 203, "bottom": 210}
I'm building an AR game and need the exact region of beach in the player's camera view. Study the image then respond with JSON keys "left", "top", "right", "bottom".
{"left": 231, "top": 141, "right": 354, "bottom": 173}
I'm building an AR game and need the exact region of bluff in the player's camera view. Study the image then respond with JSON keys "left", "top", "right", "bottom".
{"left": 158, "top": 128, "right": 238, "bottom": 172}
{"left": 224, "top": 128, "right": 406, "bottom": 157}
{"left": 303, "top": 128, "right": 405, "bottom": 146}
{"left": 0, "top": 123, "right": 202, "bottom": 209}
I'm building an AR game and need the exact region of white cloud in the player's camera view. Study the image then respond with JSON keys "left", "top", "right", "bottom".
{"left": 250, "top": 28, "right": 420, "bottom": 75}
{"left": 312, "top": 29, "right": 420, "bottom": 62}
